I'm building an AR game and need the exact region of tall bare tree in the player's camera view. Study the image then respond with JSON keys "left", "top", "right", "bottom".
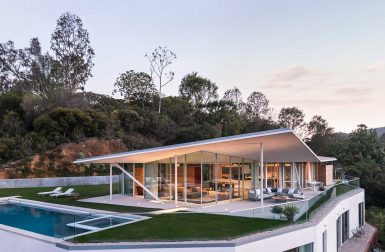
{"left": 145, "top": 46, "right": 176, "bottom": 113}
{"left": 51, "top": 12, "right": 94, "bottom": 93}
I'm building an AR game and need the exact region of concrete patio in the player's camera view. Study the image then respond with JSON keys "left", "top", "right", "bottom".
{"left": 79, "top": 187, "right": 327, "bottom": 219}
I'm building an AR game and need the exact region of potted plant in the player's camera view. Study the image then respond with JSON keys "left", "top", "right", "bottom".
{"left": 271, "top": 205, "right": 283, "bottom": 219}
{"left": 282, "top": 204, "right": 300, "bottom": 221}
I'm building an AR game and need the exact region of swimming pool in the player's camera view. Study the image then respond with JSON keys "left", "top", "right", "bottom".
{"left": 0, "top": 200, "right": 139, "bottom": 239}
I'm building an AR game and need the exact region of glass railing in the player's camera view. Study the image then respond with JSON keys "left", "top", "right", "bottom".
{"left": 211, "top": 176, "right": 361, "bottom": 223}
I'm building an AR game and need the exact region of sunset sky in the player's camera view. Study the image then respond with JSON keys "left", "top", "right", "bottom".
{"left": 1, "top": 0, "right": 385, "bottom": 132}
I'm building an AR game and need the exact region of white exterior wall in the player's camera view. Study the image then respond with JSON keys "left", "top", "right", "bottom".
{"left": 0, "top": 191, "right": 365, "bottom": 252}
{"left": 313, "top": 190, "right": 364, "bottom": 252}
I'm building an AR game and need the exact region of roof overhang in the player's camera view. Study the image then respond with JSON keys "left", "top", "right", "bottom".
{"left": 317, "top": 156, "right": 337, "bottom": 162}
{"left": 74, "top": 128, "right": 335, "bottom": 164}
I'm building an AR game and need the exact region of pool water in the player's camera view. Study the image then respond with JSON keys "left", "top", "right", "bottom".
{"left": 0, "top": 202, "right": 134, "bottom": 238}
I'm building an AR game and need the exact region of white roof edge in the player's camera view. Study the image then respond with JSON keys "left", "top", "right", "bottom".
{"left": 317, "top": 156, "right": 337, "bottom": 162}
{"left": 74, "top": 128, "right": 294, "bottom": 164}
{"left": 289, "top": 131, "right": 324, "bottom": 162}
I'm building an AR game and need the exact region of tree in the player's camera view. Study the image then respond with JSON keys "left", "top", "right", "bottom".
{"left": 244, "top": 91, "right": 270, "bottom": 119}
{"left": 0, "top": 38, "right": 56, "bottom": 98}
{"left": 179, "top": 72, "right": 218, "bottom": 107}
{"left": 51, "top": 12, "right": 94, "bottom": 93}
{"left": 307, "top": 115, "right": 333, "bottom": 137}
{"left": 145, "top": 46, "right": 176, "bottom": 113}
{"left": 223, "top": 86, "right": 243, "bottom": 111}
{"left": 113, "top": 70, "right": 156, "bottom": 108}
{"left": 305, "top": 115, "right": 335, "bottom": 155}
{"left": 337, "top": 125, "right": 385, "bottom": 207}
{"left": 203, "top": 100, "right": 241, "bottom": 136}
{"left": 278, "top": 107, "right": 306, "bottom": 137}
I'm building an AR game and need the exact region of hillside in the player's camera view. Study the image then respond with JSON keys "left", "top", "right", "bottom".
{"left": 0, "top": 138, "right": 127, "bottom": 179}
{"left": 375, "top": 127, "right": 385, "bottom": 137}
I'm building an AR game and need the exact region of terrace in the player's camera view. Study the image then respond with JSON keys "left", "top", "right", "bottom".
{"left": 0, "top": 175, "right": 360, "bottom": 243}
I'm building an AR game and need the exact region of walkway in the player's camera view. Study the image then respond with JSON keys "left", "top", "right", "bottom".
{"left": 340, "top": 224, "right": 378, "bottom": 252}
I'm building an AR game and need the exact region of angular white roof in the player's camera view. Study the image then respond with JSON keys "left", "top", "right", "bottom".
{"left": 74, "top": 128, "right": 336, "bottom": 164}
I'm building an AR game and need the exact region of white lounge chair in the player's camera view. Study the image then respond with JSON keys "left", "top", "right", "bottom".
{"left": 37, "top": 187, "right": 62, "bottom": 196}
{"left": 49, "top": 188, "right": 75, "bottom": 198}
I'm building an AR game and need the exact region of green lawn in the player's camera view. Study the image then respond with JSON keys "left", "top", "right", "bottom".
{"left": 74, "top": 213, "right": 287, "bottom": 243}
{"left": 0, "top": 184, "right": 156, "bottom": 213}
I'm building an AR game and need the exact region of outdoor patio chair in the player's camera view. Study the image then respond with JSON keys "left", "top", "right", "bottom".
{"left": 49, "top": 188, "right": 75, "bottom": 198}
{"left": 291, "top": 193, "right": 306, "bottom": 200}
{"left": 248, "top": 189, "right": 258, "bottom": 201}
{"left": 37, "top": 187, "right": 62, "bottom": 196}
{"left": 287, "top": 188, "right": 295, "bottom": 196}
{"left": 352, "top": 228, "right": 361, "bottom": 238}
{"left": 356, "top": 226, "right": 365, "bottom": 235}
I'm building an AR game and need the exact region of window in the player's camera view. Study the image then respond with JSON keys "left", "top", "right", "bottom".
{"left": 342, "top": 211, "right": 349, "bottom": 243}
{"left": 336, "top": 216, "right": 341, "bottom": 250}
{"left": 322, "top": 230, "right": 327, "bottom": 252}
{"left": 359, "top": 202, "right": 365, "bottom": 227}
{"left": 336, "top": 210, "right": 350, "bottom": 250}
{"left": 284, "top": 243, "right": 313, "bottom": 252}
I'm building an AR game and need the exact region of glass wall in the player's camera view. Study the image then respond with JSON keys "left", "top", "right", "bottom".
{"left": 119, "top": 153, "right": 314, "bottom": 203}
{"left": 157, "top": 158, "right": 172, "bottom": 200}
{"left": 266, "top": 163, "right": 280, "bottom": 188}
{"left": 284, "top": 163, "right": 292, "bottom": 188}
{"left": 144, "top": 162, "right": 158, "bottom": 199}
{"left": 201, "top": 151, "right": 216, "bottom": 204}
{"left": 120, "top": 163, "right": 134, "bottom": 195}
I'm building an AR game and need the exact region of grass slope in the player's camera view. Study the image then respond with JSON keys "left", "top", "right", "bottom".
{"left": 75, "top": 213, "right": 287, "bottom": 243}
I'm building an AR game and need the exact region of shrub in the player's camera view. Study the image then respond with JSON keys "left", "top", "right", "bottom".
{"left": 282, "top": 204, "right": 300, "bottom": 221}
{"left": 271, "top": 205, "right": 283, "bottom": 214}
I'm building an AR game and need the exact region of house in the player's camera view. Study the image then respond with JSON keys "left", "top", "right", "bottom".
{"left": 75, "top": 128, "right": 336, "bottom": 206}
{"left": 72, "top": 128, "right": 372, "bottom": 252}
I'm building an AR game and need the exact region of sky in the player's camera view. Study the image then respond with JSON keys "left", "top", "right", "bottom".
{"left": 1, "top": 0, "right": 385, "bottom": 132}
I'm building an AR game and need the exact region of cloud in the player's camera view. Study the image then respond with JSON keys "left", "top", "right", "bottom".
{"left": 334, "top": 86, "right": 375, "bottom": 96}
{"left": 365, "top": 61, "right": 385, "bottom": 72}
{"left": 264, "top": 65, "right": 325, "bottom": 88}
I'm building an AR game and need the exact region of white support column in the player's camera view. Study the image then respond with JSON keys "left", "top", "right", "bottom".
{"left": 169, "top": 158, "right": 172, "bottom": 201}
{"left": 174, "top": 155, "right": 178, "bottom": 206}
{"left": 200, "top": 151, "right": 203, "bottom": 205}
{"left": 132, "top": 163, "right": 136, "bottom": 196}
{"left": 242, "top": 160, "right": 245, "bottom": 200}
{"left": 229, "top": 157, "right": 232, "bottom": 202}
{"left": 184, "top": 155, "right": 187, "bottom": 205}
{"left": 109, "top": 163, "right": 113, "bottom": 200}
{"left": 215, "top": 153, "right": 218, "bottom": 204}
{"left": 260, "top": 143, "right": 264, "bottom": 207}
{"left": 291, "top": 162, "right": 295, "bottom": 189}
{"left": 264, "top": 163, "right": 267, "bottom": 188}
{"left": 238, "top": 161, "right": 241, "bottom": 198}
{"left": 281, "top": 164, "right": 285, "bottom": 188}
